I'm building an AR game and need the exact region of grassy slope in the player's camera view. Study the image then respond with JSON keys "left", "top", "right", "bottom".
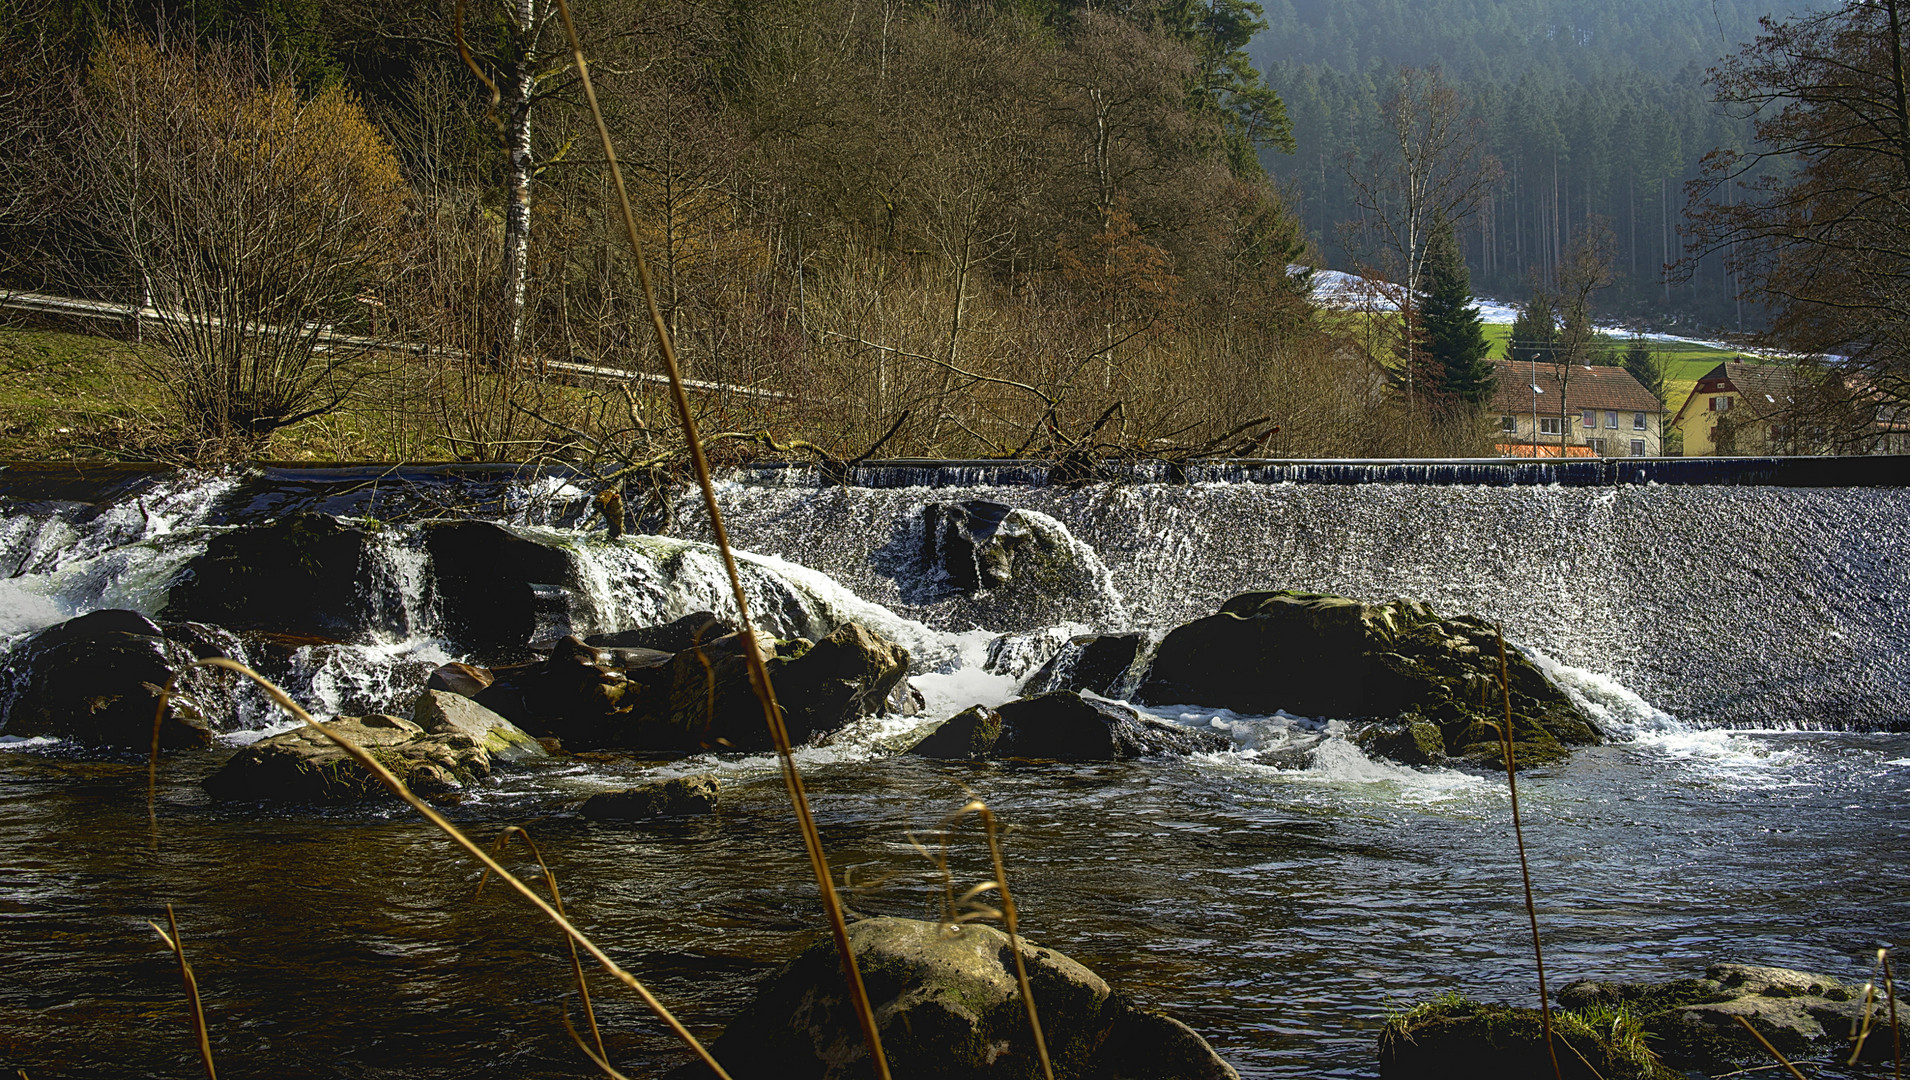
{"left": 0, "top": 325, "right": 451, "bottom": 461}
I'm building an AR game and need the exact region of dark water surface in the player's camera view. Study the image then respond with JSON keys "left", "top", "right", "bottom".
{"left": 4, "top": 728, "right": 1906, "bottom": 1078}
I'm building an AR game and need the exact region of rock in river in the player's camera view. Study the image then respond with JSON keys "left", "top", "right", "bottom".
{"left": 907, "top": 691, "right": 1229, "bottom": 761}
{"left": 580, "top": 773, "right": 719, "bottom": 820}
{"left": 423, "top": 520, "right": 577, "bottom": 660}
{"left": 1139, "top": 590, "right": 1597, "bottom": 769}
{"left": 674, "top": 915, "right": 1238, "bottom": 1080}
{"left": 475, "top": 620, "right": 912, "bottom": 752}
{"left": 0, "top": 609, "right": 231, "bottom": 750}
{"left": 161, "top": 513, "right": 376, "bottom": 640}
{"left": 203, "top": 713, "right": 518, "bottom": 803}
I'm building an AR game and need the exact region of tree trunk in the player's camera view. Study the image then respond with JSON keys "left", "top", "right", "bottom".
{"left": 498, "top": 0, "right": 536, "bottom": 358}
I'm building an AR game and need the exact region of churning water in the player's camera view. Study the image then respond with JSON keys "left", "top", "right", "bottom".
{"left": 1, "top": 464, "right": 1906, "bottom": 1079}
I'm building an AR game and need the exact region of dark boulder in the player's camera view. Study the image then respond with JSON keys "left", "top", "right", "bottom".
{"left": 673, "top": 916, "right": 1238, "bottom": 1080}
{"left": 1, "top": 609, "right": 226, "bottom": 750}
{"left": 580, "top": 774, "right": 719, "bottom": 820}
{"left": 1138, "top": 591, "right": 1595, "bottom": 770}
{"left": 919, "top": 501, "right": 1093, "bottom": 602}
{"left": 203, "top": 713, "right": 495, "bottom": 803}
{"left": 424, "top": 521, "right": 576, "bottom": 660}
{"left": 162, "top": 513, "right": 376, "bottom": 640}
{"left": 475, "top": 622, "right": 912, "bottom": 752}
{"left": 1025, "top": 634, "right": 1144, "bottom": 697}
{"left": 906, "top": 705, "right": 1003, "bottom": 760}
{"left": 771, "top": 622, "right": 911, "bottom": 744}
{"left": 995, "top": 692, "right": 1231, "bottom": 761}
{"left": 586, "top": 611, "right": 736, "bottom": 654}
{"left": 473, "top": 637, "right": 657, "bottom": 750}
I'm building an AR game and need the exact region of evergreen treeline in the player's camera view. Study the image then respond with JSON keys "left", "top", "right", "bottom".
{"left": 1254, "top": 0, "right": 1830, "bottom": 326}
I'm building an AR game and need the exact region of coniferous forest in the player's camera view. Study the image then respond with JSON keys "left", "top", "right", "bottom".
{"left": 1255, "top": 0, "right": 1832, "bottom": 324}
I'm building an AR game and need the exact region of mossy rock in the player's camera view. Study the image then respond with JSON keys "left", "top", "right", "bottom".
{"left": 908, "top": 705, "right": 1003, "bottom": 760}
{"left": 676, "top": 917, "right": 1237, "bottom": 1080}
{"left": 1379, "top": 995, "right": 1680, "bottom": 1080}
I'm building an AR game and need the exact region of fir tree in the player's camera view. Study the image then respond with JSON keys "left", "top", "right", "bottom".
{"left": 1420, "top": 214, "right": 1494, "bottom": 404}
{"left": 1508, "top": 285, "right": 1559, "bottom": 368}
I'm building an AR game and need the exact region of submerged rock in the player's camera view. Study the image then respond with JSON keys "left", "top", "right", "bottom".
{"left": 203, "top": 714, "right": 494, "bottom": 803}
{"left": 0, "top": 609, "right": 229, "bottom": 750}
{"left": 1139, "top": 591, "right": 1596, "bottom": 770}
{"left": 675, "top": 915, "right": 1238, "bottom": 1080}
{"left": 580, "top": 774, "right": 719, "bottom": 820}
{"left": 994, "top": 691, "right": 1230, "bottom": 761}
{"left": 423, "top": 521, "right": 576, "bottom": 659}
{"left": 162, "top": 513, "right": 375, "bottom": 640}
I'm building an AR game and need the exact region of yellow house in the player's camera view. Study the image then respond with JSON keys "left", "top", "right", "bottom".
{"left": 1669, "top": 361, "right": 1799, "bottom": 456}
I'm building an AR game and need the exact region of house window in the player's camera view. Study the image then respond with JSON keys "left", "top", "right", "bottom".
{"left": 1501, "top": 415, "right": 1517, "bottom": 432}
{"left": 1606, "top": 410, "right": 1619, "bottom": 429}
{"left": 1633, "top": 411, "right": 1648, "bottom": 431}
{"left": 1711, "top": 396, "right": 1733, "bottom": 412}
{"left": 1588, "top": 438, "right": 1606, "bottom": 455}
{"left": 1539, "top": 416, "right": 1562, "bottom": 435}
{"left": 1581, "top": 409, "right": 1597, "bottom": 428}
{"left": 1630, "top": 439, "right": 1646, "bottom": 456}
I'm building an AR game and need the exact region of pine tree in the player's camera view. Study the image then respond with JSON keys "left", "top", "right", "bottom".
{"left": 1420, "top": 214, "right": 1494, "bottom": 404}
{"left": 1508, "top": 285, "right": 1559, "bottom": 368}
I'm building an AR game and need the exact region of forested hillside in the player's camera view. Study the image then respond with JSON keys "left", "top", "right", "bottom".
{"left": 5, "top": 0, "right": 1476, "bottom": 462}
{"left": 1253, "top": 0, "right": 1829, "bottom": 324}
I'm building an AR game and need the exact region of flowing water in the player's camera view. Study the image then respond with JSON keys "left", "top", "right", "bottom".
{"left": 1, "top": 464, "right": 1907, "bottom": 1079}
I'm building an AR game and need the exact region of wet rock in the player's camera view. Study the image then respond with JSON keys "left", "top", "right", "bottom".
{"left": 586, "top": 611, "right": 736, "bottom": 654}
{"left": 1025, "top": 634, "right": 1144, "bottom": 697}
{"left": 1378, "top": 995, "right": 1677, "bottom": 1080}
{"left": 423, "top": 521, "right": 576, "bottom": 659}
{"left": 771, "top": 622, "right": 911, "bottom": 743}
{"left": 162, "top": 513, "right": 376, "bottom": 640}
{"left": 994, "top": 691, "right": 1231, "bottom": 761}
{"left": 203, "top": 714, "right": 492, "bottom": 803}
{"left": 907, "top": 705, "right": 1003, "bottom": 760}
{"left": 580, "top": 774, "right": 718, "bottom": 820}
{"left": 473, "top": 637, "right": 654, "bottom": 750}
{"left": 0, "top": 609, "right": 222, "bottom": 750}
{"left": 426, "top": 662, "right": 494, "bottom": 698}
{"left": 887, "top": 679, "right": 926, "bottom": 716}
{"left": 1138, "top": 591, "right": 1595, "bottom": 770}
{"left": 920, "top": 501, "right": 1093, "bottom": 601}
{"left": 1352, "top": 718, "right": 1446, "bottom": 767}
{"left": 477, "top": 622, "right": 912, "bottom": 752}
{"left": 675, "top": 915, "right": 1237, "bottom": 1080}
{"left": 412, "top": 689, "right": 545, "bottom": 764}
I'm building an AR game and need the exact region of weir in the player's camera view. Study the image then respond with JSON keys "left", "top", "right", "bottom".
{"left": 1, "top": 458, "right": 1905, "bottom": 730}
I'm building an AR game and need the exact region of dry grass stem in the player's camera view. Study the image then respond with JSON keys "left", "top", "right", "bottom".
{"left": 193, "top": 657, "right": 731, "bottom": 1080}
{"left": 147, "top": 904, "right": 216, "bottom": 1080}
{"left": 479, "top": 825, "right": 605, "bottom": 1062}
{"left": 1732, "top": 1015, "right": 1810, "bottom": 1080}
{"left": 1495, "top": 627, "right": 1561, "bottom": 1080}
{"left": 926, "top": 797, "right": 1055, "bottom": 1080}
{"left": 549, "top": 2, "right": 891, "bottom": 1077}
